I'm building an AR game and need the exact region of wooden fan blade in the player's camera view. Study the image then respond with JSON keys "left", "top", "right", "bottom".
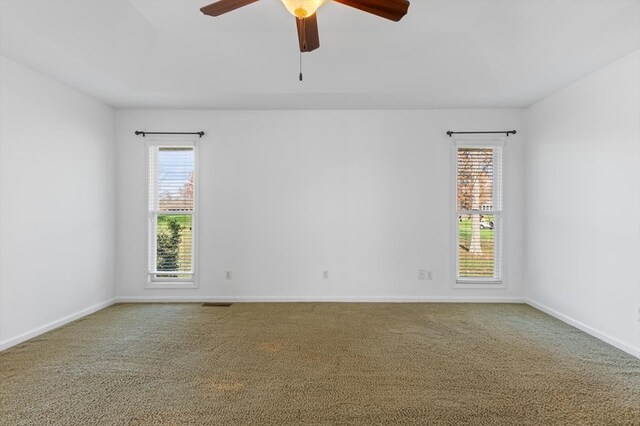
{"left": 200, "top": 0, "right": 259, "bottom": 16}
{"left": 296, "top": 15, "right": 320, "bottom": 52}
{"left": 333, "top": 0, "right": 409, "bottom": 21}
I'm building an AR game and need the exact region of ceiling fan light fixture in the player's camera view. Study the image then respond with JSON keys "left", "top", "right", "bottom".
{"left": 281, "top": 0, "right": 327, "bottom": 18}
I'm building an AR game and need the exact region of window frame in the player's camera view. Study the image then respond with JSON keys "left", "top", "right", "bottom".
{"left": 145, "top": 139, "right": 199, "bottom": 289}
{"left": 451, "top": 138, "right": 506, "bottom": 289}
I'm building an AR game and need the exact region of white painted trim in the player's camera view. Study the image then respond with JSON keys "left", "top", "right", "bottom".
{"left": 526, "top": 299, "right": 640, "bottom": 359}
{"left": 115, "top": 296, "right": 526, "bottom": 304}
{"left": 0, "top": 298, "right": 116, "bottom": 352}
{"left": 453, "top": 282, "right": 506, "bottom": 289}
{"left": 145, "top": 282, "right": 199, "bottom": 289}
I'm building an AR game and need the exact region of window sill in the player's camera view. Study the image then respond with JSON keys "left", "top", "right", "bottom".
{"left": 146, "top": 282, "right": 199, "bottom": 289}
{"left": 453, "top": 281, "right": 505, "bottom": 289}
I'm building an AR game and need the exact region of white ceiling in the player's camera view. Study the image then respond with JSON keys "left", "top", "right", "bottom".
{"left": 1, "top": 0, "right": 638, "bottom": 109}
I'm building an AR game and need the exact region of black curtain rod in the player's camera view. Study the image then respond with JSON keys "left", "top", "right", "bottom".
{"left": 135, "top": 131, "right": 205, "bottom": 138}
{"left": 447, "top": 130, "right": 516, "bottom": 137}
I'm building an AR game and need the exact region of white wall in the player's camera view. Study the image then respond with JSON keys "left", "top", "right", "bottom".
{"left": 525, "top": 50, "right": 640, "bottom": 357}
{"left": 0, "top": 56, "right": 116, "bottom": 349}
{"left": 116, "top": 109, "right": 524, "bottom": 302}
{"left": 3, "top": 46, "right": 636, "bottom": 359}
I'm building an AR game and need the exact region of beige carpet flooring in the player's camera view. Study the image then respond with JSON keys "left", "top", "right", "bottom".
{"left": 1, "top": 303, "right": 639, "bottom": 425}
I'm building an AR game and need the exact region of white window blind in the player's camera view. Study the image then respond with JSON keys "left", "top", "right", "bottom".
{"left": 148, "top": 143, "right": 196, "bottom": 284}
{"left": 455, "top": 143, "right": 503, "bottom": 283}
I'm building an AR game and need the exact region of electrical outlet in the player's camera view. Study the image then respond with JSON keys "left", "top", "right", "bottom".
{"left": 225, "top": 270, "right": 232, "bottom": 280}
{"left": 322, "top": 270, "right": 329, "bottom": 280}
{"left": 418, "top": 269, "right": 426, "bottom": 280}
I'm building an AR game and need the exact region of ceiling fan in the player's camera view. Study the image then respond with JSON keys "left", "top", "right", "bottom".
{"left": 199, "top": 0, "right": 410, "bottom": 53}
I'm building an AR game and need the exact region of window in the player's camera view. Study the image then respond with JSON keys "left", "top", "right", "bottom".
{"left": 455, "top": 142, "right": 503, "bottom": 284}
{"left": 148, "top": 142, "right": 196, "bottom": 287}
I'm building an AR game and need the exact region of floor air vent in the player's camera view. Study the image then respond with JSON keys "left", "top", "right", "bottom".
{"left": 202, "top": 302, "right": 232, "bottom": 307}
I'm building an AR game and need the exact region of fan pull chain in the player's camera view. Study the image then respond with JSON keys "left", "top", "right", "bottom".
{"left": 299, "top": 52, "right": 303, "bottom": 82}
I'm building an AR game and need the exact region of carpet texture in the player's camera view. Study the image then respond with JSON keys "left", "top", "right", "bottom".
{"left": 1, "top": 303, "right": 639, "bottom": 425}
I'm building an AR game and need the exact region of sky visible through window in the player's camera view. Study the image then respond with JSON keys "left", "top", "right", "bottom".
{"left": 158, "top": 148, "right": 193, "bottom": 199}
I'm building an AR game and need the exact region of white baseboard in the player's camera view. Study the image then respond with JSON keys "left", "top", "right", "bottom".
{"left": 526, "top": 299, "right": 640, "bottom": 359}
{"left": 114, "top": 295, "right": 526, "bottom": 304}
{"left": 0, "top": 298, "right": 116, "bottom": 352}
